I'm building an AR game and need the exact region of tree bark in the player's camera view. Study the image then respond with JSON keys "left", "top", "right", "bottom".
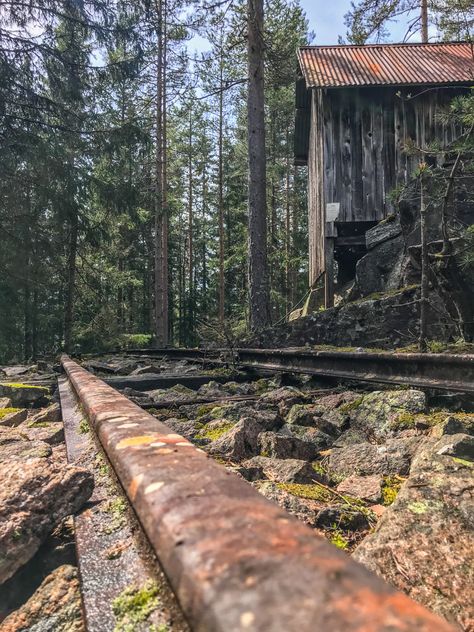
{"left": 153, "top": 0, "right": 168, "bottom": 346}
{"left": 218, "top": 56, "right": 225, "bottom": 325}
{"left": 419, "top": 168, "right": 428, "bottom": 351}
{"left": 421, "top": 0, "right": 428, "bottom": 42}
{"left": 247, "top": 0, "right": 270, "bottom": 331}
{"left": 64, "top": 211, "right": 78, "bottom": 353}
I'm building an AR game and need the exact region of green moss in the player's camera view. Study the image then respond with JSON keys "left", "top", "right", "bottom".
{"left": 389, "top": 411, "right": 416, "bottom": 430}
{"left": 396, "top": 340, "right": 474, "bottom": 355}
{"left": 196, "top": 404, "right": 215, "bottom": 418}
{"left": 112, "top": 581, "right": 160, "bottom": 632}
{"left": 381, "top": 476, "right": 403, "bottom": 506}
{"left": 0, "top": 407, "right": 21, "bottom": 419}
{"left": 352, "top": 284, "right": 419, "bottom": 305}
{"left": 1, "top": 382, "right": 47, "bottom": 390}
{"left": 79, "top": 419, "right": 90, "bottom": 434}
{"left": 95, "top": 454, "right": 109, "bottom": 478}
{"left": 408, "top": 500, "right": 428, "bottom": 514}
{"left": 209, "top": 406, "right": 225, "bottom": 419}
{"left": 12, "top": 529, "right": 22, "bottom": 540}
{"left": 103, "top": 497, "right": 128, "bottom": 534}
{"left": 339, "top": 397, "right": 363, "bottom": 413}
{"left": 196, "top": 421, "right": 233, "bottom": 441}
{"left": 27, "top": 420, "right": 51, "bottom": 428}
{"left": 260, "top": 449, "right": 270, "bottom": 457}
{"left": 276, "top": 483, "right": 333, "bottom": 502}
{"left": 329, "top": 529, "right": 349, "bottom": 550}
{"left": 311, "top": 461, "right": 326, "bottom": 477}
{"left": 451, "top": 456, "right": 474, "bottom": 468}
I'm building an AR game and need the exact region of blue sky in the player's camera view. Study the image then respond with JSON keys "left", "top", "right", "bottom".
{"left": 300, "top": 0, "right": 416, "bottom": 44}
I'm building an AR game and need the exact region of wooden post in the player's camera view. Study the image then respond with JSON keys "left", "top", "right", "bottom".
{"left": 324, "top": 221, "right": 337, "bottom": 308}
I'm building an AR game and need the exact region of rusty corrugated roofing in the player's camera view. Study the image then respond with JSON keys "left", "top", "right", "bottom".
{"left": 298, "top": 43, "right": 474, "bottom": 88}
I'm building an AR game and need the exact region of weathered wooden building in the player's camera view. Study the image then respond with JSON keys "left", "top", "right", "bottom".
{"left": 295, "top": 42, "right": 473, "bottom": 307}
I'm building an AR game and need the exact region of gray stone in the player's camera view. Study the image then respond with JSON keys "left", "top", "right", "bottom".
{"left": 434, "top": 433, "right": 474, "bottom": 461}
{"left": 258, "top": 431, "right": 320, "bottom": 461}
{"left": 208, "top": 417, "right": 264, "bottom": 460}
{"left": 0, "top": 408, "right": 27, "bottom": 427}
{"left": 0, "top": 459, "right": 93, "bottom": 584}
{"left": 336, "top": 474, "right": 383, "bottom": 503}
{"left": 279, "top": 424, "right": 334, "bottom": 450}
{"left": 351, "top": 389, "right": 426, "bottom": 440}
{"left": 254, "top": 481, "right": 323, "bottom": 529}
{"left": 365, "top": 217, "right": 402, "bottom": 250}
{"left": 0, "top": 437, "right": 52, "bottom": 462}
{"left": 24, "top": 421, "right": 65, "bottom": 446}
{"left": 239, "top": 456, "right": 319, "bottom": 483}
{"left": 0, "top": 397, "right": 12, "bottom": 408}
{"left": 353, "top": 434, "right": 474, "bottom": 629}
{"left": 0, "top": 565, "right": 84, "bottom": 632}
{"left": 28, "top": 403, "right": 62, "bottom": 424}
{"left": 328, "top": 437, "right": 422, "bottom": 477}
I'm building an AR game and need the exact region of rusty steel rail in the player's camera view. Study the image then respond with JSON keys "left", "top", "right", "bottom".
{"left": 114, "top": 347, "right": 474, "bottom": 393}
{"left": 233, "top": 348, "right": 474, "bottom": 393}
{"left": 61, "top": 354, "right": 454, "bottom": 632}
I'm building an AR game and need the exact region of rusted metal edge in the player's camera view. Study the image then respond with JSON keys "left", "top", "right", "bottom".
{"left": 234, "top": 348, "right": 474, "bottom": 393}
{"left": 59, "top": 376, "right": 189, "bottom": 632}
{"left": 60, "top": 354, "right": 454, "bottom": 632}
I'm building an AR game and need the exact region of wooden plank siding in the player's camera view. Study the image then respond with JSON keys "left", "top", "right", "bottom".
{"left": 308, "top": 85, "right": 464, "bottom": 286}
{"left": 308, "top": 90, "right": 326, "bottom": 286}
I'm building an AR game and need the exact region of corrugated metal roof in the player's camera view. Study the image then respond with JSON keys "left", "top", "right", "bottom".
{"left": 298, "top": 43, "right": 474, "bottom": 88}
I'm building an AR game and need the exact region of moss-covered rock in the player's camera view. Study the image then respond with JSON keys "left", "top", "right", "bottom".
{"left": 0, "top": 383, "right": 49, "bottom": 408}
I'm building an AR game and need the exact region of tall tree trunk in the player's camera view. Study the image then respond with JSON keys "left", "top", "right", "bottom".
{"left": 285, "top": 129, "right": 292, "bottom": 314}
{"left": 64, "top": 211, "right": 78, "bottom": 353}
{"left": 421, "top": 0, "right": 428, "bottom": 42}
{"left": 187, "top": 107, "right": 194, "bottom": 334}
{"left": 153, "top": 0, "right": 167, "bottom": 346}
{"left": 247, "top": 0, "right": 270, "bottom": 330}
{"left": 218, "top": 57, "right": 225, "bottom": 325}
{"left": 419, "top": 167, "right": 428, "bottom": 351}
{"left": 162, "top": 0, "right": 169, "bottom": 343}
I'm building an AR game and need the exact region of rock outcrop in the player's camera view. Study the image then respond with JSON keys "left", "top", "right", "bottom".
{"left": 1, "top": 565, "right": 84, "bottom": 632}
{"left": 0, "top": 459, "right": 93, "bottom": 584}
{"left": 354, "top": 432, "right": 474, "bottom": 630}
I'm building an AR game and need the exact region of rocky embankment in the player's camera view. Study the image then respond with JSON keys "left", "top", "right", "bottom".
{"left": 0, "top": 364, "right": 92, "bottom": 630}
{"left": 1, "top": 355, "right": 473, "bottom": 631}
{"left": 121, "top": 364, "right": 474, "bottom": 631}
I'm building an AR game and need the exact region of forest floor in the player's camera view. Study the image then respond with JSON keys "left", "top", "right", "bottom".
{"left": 0, "top": 356, "right": 473, "bottom": 630}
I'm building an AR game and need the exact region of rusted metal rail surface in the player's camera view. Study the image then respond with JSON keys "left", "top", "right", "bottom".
{"left": 61, "top": 354, "right": 455, "bottom": 632}
{"left": 109, "top": 347, "right": 474, "bottom": 393}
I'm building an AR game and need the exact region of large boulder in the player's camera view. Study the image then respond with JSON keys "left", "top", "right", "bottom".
{"left": 328, "top": 437, "right": 422, "bottom": 477}
{"left": 350, "top": 389, "right": 426, "bottom": 440}
{"left": 0, "top": 383, "right": 49, "bottom": 408}
{"left": 0, "top": 459, "right": 93, "bottom": 584}
{"left": 250, "top": 285, "right": 457, "bottom": 349}
{"left": 0, "top": 565, "right": 84, "bottom": 632}
{"left": 353, "top": 433, "right": 474, "bottom": 630}
{"left": 351, "top": 218, "right": 405, "bottom": 300}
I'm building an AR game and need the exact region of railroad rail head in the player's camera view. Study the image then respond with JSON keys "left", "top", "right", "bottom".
{"left": 107, "top": 347, "right": 474, "bottom": 393}
{"left": 61, "top": 354, "right": 456, "bottom": 632}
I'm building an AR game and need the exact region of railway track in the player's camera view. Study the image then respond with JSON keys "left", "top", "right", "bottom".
{"left": 83, "top": 346, "right": 474, "bottom": 393}
{"left": 59, "top": 352, "right": 467, "bottom": 631}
